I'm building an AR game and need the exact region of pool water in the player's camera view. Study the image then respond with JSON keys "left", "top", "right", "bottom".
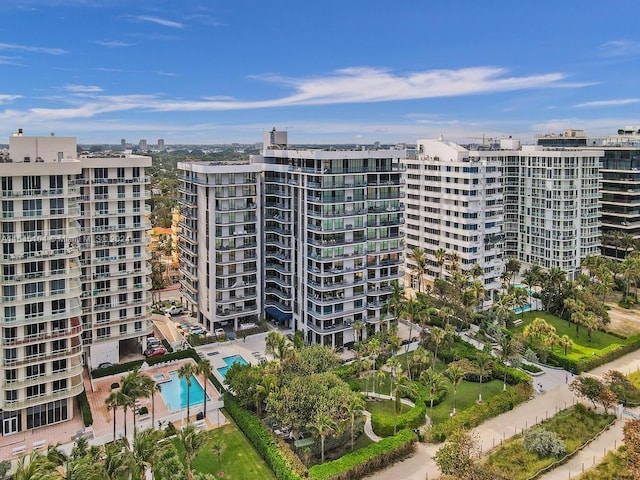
{"left": 158, "top": 371, "right": 210, "bottom": 413}
{"left": 217, "top": 354, "right": 249, "bottom": 379}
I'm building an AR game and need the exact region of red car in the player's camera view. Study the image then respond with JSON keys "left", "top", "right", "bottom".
{"left": 144, "top": 347, "right": 167, "bottom": 358}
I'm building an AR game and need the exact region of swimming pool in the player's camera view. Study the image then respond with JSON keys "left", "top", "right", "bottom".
{"left": 158, "top": 371, "right": 210, "bottom": 413}
{"left": 217, "top": 354, "right": 249, "bottom": 379}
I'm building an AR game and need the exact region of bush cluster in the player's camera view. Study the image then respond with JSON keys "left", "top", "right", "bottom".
{"left": 308, "top": 429, "right": 417, "bottom": 480}
{"left": 77, "top": 390, "right": 93, "bottom": 427}
{"left": 370, "top": 400, "right": 426, "bottom": 437}
{"left": 523, "top": 428, "right": 567, "bottom": 457}
{"left": 430, "top": 382, "right": 533, "bottom": 442}
{"left": 161, "top": 339, "right": 174, "bottom": 353}
{"left": 223, "top": 393, "right": 308, "bottom": 480}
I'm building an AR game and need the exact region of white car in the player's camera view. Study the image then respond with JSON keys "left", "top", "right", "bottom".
{"left": 165, "top": 305, "right": 185, "bottom": 316}
{"left": 214, "top": 328, "right": 226, "bottom": 337}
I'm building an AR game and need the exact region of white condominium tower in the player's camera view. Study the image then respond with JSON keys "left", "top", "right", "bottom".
{"left": 404, "top": 138, "right": 504, "bottom": 305}
{"left": 178, "top": 130, "right": 406, "bottom": 347}
{"left": 0, "top": 129, "right": 152, "bottom": 435}
{"left": 177, "top": 162, "right": 261, "bottom": 332}
{"left": 503, "top": 143, "right": 602, "bottom": 279}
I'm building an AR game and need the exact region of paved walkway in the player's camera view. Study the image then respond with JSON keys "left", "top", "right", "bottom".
{"left": 362, "top": 412, "right": 382, "bottom": 442}
{"left": 365, "top": 341, "right": 640, "bottom": 480}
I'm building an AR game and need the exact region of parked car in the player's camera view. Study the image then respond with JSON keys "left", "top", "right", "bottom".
{"left": 145, "top": 347, "right": 167, "bottom": 358}
{"left": 147, "top": 337, "right": 161, "bottom": 349}
{"left": 189, "top": 326, "right": 206, "bottom": 336}
{"left": 165, "top": 305, "right": 185, "bottom": 316}
{"left": 214, "top": 328, "right": 226, "bottom": 338}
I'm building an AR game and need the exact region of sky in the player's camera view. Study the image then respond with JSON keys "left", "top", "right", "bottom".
{"left": 1, "top": 0, "right": 640, "bottom": 144}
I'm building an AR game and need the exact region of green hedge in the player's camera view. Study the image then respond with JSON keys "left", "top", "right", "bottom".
{"left": 77, "top": 390, "right": 93, "bottom": 427}
{"left": 547, "top": 335, "right": 640, "bottom": 374}
{"left": 370, "top": 399, "right": 426, "bottom": 437}
{"left": 309, "top": 429, "right": 417, "bottom": 480}
{"left": 91, "top": 349, "right": 195, "bottom": 378}
{"left": 161, "top": 339, "right": 174, "bottom": 353}
{"left": 224, "top": 393, "right": 308, "bottom": 480}
{"left": 430, "top": 382, "right": 532, "bottom": 442}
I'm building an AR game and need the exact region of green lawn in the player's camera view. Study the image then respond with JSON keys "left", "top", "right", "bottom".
{"left": 172, "top": 422, "right": 277, "bottom": 479}
{"left": 512, "top": 311, "right": 629, "bottom": 361}
{"left": 365, "top": 399, "right": 411, "bottom": 417}
{"left": 429, "top": 378, "right": 505, "bottom": 425}
{"left": 576, "top": 449, "right": 633, "bottom": 479}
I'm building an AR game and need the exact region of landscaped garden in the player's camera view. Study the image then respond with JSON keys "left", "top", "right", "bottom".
{"left": 486, "top": 404, "right": 616, "bottom": 480}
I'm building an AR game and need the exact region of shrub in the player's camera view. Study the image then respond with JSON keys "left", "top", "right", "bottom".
{"left": 520, "top": 363, "right": 542, "bottom": 374}
{"left": 548, "top": 335, "right": 640, "bottom": 373}
{"left": 523, "top": 428, "right": 567, "bottom": 457}
{"left": 370, "top": 400, "right": 427, "bottom": 437}
{"left": 309, "top": 429, "right": 417, "bottom": 480}
{"left": 110, "top": 382, "right": 119, "bottom": 390}
{"left": 138, "top": 406, "right": 149, "bottom": 416}
{"left": 161, "top": 339, "right": 174, "bottom": 353}
{"left": 224, "top": 393, "right": 307, "bottom": 480}
{"left": 77, "top": 390, "right": 93, "bottom": 427}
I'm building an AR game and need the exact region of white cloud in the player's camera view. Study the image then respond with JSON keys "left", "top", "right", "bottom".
{"left": 133, "top": 16, "right": 185, "bottom": 28}
{"left": 574, "top": 98, "right": 640, "bottom": 108}
{"left": 600, "top": 40, "right": 640, "bottom": 57}
{"left": 95, "top": 40, "right": 135, "bottom": 48}
{"left": 0, "top": 42, "right": 67, "bottom": 55}
{"left": 63, "top": 85, "right": 104, "bottom": 93}
{"left": 0, "top": 66, "right": 588, "bottom": 125}
{"left": 0, "top": 95, "right": 21, "bottom": 105}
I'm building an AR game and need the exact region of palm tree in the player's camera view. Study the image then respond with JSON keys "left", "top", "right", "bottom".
{"left": 419, "top": 368, "right": 447, "bottom": 422}
{"left": 498, "top": 335, "right": 515, "bottom": 391}
{"left": 408, "top": 346, "right": 432, "bottom": 380}
{"left": 383, "top": 280, "right": 406, "bottom": 330}
{"left": 13, "top": 451, "right": 53, "bottom": 480}
{"left": 352, "top": 320, "right": 365, "bottom": 344}
{"left": 385, "top": 356, "right": 402, "bottom": 396}
{"left": 211, "top": 441, "right": 225, "bottom": 475}
{"left": 103, "top": 442, "right": 130, "bottom": 480}
{"left": 176, "top": 423, "right": 207, "bottom": 480}
{"left": 105, "top": 391, "right": 120, "bottom": 442}
{"left": 445, "top": 360, "right": 472, "bottom": 415}
{"left": 408, "top": 247, "right": 427, "bottom": 293}
{"left": 124, "top": 428, "right": 164, "bottom": 480}
{"left": 343, "top": 396, "right": 366, "bottom": 450}
{"left": 471, "top": 279, "right": 485, "bottom": 311}
{"left": 474, "top": 354, "right": 493, "bottom": 403}
{"left": 197, "top": 359, "right": 213, "bottom": 418}
{"left": 178, "top": 362, "right": 198, "bottom": 423}
{"left": 307, "top": 411, "right": 338, "bottom": 464}
{"left": 120, "top": 367, "right": 148, "bottom": 434}
{"left": 392, "top": 376, "right": 418, "bottom": 435}
{"left": 366, "top": 337, "right": 382, "bottom": 395}
{"left": 254, "top": 374, "right": 277, "bottom": 417}
{"left": 265, "top": 330, "right": 292, "bottom": 362}
{"left": 401, "top": 299, "right": 424, "bottom": 377}
{"left": 435, "top": 248, "right": 447, "bottom": 279}
{"left": 430, "top": 326, "right": 446, "bottom": 367}
{"left": 439, "top": 306, "right": 454, "bottom": 328}
{"left": 558, "top": 334, "right": 573, "bottom": 356}
{"left": 505, "top": 257, "right": 521, "bottom": 286}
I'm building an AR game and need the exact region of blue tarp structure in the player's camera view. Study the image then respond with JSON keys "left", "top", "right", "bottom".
{"left": 265, "top": 307, "right": 292, "bottom": 324}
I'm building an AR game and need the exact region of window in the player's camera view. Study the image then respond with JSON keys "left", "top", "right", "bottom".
{"left": 52, "top": 339, "right": 67, "bottom": 352}
{"left": 24, "top": 282, "right": 44, "bottom": 298}
{"left": 25, "top": 343, "right": 45, "bottom": 358}
{"left": 4, "top": 306, "right": 16, "bottom": 321}
{"left": 23, "top": 176, "right": 41, "bottom": 192}
{"left": 51, "top": 299, "right": 66, "bottom": 314}
{"left": 52, "top": 379, "right": 67, "bottom": 392}
{"left": 52, "top": 359, "right": 67, "bottom": 372}
{"left": 5, "top": 390, "right": 17, "bottom": 402}
{"left": 119, "top": 324, "right": 127, "bottom": 334}
{"left": 25, "top": 302, "right": 44, "bottom": 318}
{"left": 49, "top": 175, "right": 63, "bottom": 190}
{"left": 26, "top": 384, "right": 46, "bottom": 398}
{"left": 22, "top": 199, "right": 42, "bottom": 216}
{"left": 26, "top": 399, "right": 68, "bottom": 429}
{"left": 49, "top": 198, "right": 64, "bottom": 215}
{"left": 26, "top": 364, "right": 45, "bottom": 378}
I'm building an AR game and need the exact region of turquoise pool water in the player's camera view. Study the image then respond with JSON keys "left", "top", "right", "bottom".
{"left": 158, "top": 371, "right": 210, "bottom": 413}
{"left": 217, "top": 354, "right": 248, "bottom": 379}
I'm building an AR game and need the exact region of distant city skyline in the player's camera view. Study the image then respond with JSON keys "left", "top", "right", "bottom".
{"left": 1, "top": 0, "right": 640, "bottom": 143}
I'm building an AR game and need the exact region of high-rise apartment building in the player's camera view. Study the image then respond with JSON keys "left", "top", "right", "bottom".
{"left": 157, "top": 139, "right": 165, "bottom": 150}
{"left": 177, "top": 162, "right": 261, "bottom": 332}
{"left": 0, "top": 130, "right": 152, "bottom": 435}
{"left": 503, "top": 143, "right": 602, "bottom": 279}
{"left": 178, "top": 130, "right": 406, "bottom": 347}
{"left": 139, "top": 139, "right": 147, "bottom": 151}
{"left": 404, "top": 138, "right": 504, "bottom": 305}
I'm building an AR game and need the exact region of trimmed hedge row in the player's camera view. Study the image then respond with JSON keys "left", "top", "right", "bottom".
{"left": 161, "top": 339, "right": 174, "bottom": 353}
{"left": 548, "top": 335, "right": 640, "bottom": 374}
{"left": 91, "top": 349, "right": 196, "bottom": 378}
{"left": 308, "top": 429, "right": 417, "bottom": 480}
{"left": 224, "top": 393, "right": 308, "bottom": 480}
{"left": 370, "top": 398, "right": 426, "bottom": 437}
{"left": 77, "top": 390, "right": 93, "bottom": 427}
{"left": 430, "top": 382, "right": 533, "bottom": 442}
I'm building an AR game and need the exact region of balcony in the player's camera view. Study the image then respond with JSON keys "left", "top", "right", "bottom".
{"left": 2, "top": 380, "right": 84, "bottom": 411}
{"left": 2, "top": 324, "right": 82, "bottom": 346}
{"left": 4, "top": 344, "right": 83, "bottom": 367}
{"left": 2, "top": 247, "right": 80, "bottom": 262}
{"left": 306, "top": 321, "right": 351, "bottom": 334}
{"left": 3, "top": 362, "right": 83, "bottom": 389}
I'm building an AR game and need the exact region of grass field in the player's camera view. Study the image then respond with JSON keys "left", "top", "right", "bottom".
{"left": 365, "top": 398, "right": 411, "bottom": 417}
{"left": 172, "top": 421, "right": 277, "bottom": 479}
{"left": 512, "top": 311, "right": 629, "bottom": 361}
{"left": 429, "top": 378, "right": 505, "bottom": 425}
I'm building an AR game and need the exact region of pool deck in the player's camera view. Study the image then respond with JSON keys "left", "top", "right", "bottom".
{"left": 195, "top": 342, "right": 263, "bottom": 384}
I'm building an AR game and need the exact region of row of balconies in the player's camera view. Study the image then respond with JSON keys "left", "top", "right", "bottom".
{"left": 85, "top": 250, "right": 152, "bottom": 265}
{"left": 1, "top": 266, "right": 81, "bottom": 284}
{"left": 75, "top": 176, "right": 150, "bottom": 185}
{"left": 2, "top": 324, "right": 82, "bottom": 346}
{"left": 1, "top": 187, "right": 75, "bottom": 199}
{"left": 2, "top": 284, "right": 82, "bottom": 305}
{"left": 1, "top": 206, "right": 80, "bottom": 220}
{"left": 79, "top": 222, "right": 151, "bottom": 234}
{"left": 2, "top": 378, "right": 84, "bottom": 412}
{"left": 3, "top": 344, "right": 82, "bottom": 368}
{"left": 86, "top": 295, "right": 152, "bottom": 313}
{"left": 3, "top": 361, "right": 83, "bottom": 389}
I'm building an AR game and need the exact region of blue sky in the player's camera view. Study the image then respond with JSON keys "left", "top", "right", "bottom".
{"left": 1, "top": 0, "right": 640, "bottom": 144}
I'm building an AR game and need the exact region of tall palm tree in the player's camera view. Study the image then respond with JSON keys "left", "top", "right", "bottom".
{"left": 505, "top": 257, "right": 521, "bottom": 286}
{"left": 429, "top": 326, "right": 446, "bottom": 367}
{"left": 178, "top": 362, "right": 198, "bottom": 423}
{"left": 408, "top": 247, "right": 427, "bottom": 293}
{"left": 254, "top": 374, "right": 277, "bottom": 417}
{"left": 105, "top": 391, "right": 120, "bottom": 442}
{"left": 558, "top": 334, "right": 573, "bottom": 356}
{"left": 419, "top": 368, "right": 447, "bottom": 422}
{"left": 343, "top": 396, "right": 366, "bottom": 450}
{"left": 367, "top": 337, "right": 382, "bottom": 395}
{"left": 439, "top": 306, "right": 454, "bottom": 328}
{"left": 211, "top": 441, "right": 225, "bottom": 475}
{"left": 392, "top": 376, "right": 417, "bottom": 435}
{"left": 307, "top": 411, "right": 338, "bottom": 464}
{"left": 120, "top": 367, "right": 148, "bottom": 435}
{"left": 444, "top": 360, "right": 472, "bottom": 416}
{"left": 435, "top": 248, "right": 447, "bottom": 279}
{"left": 408, "top": 346, "right": 432, "bottom": 380}
{"left": 383, "top": 280, "right": 406, "bottom": 330}
{"left": 401, "top": 298, "right": 424, "bottom": 377}
{"left": 197, "top": 359, "right": 213, "bottom": 418}
{"left": 176, "top": 423, "right": 207, "bottom": 480}
{"left": 14, "top": 451, "right": 53, "bottom": 480}
{"left": 136, "top": 373, "right": 161, "bottom": 429}
{"left": 474, "top": 354, "right": 493, "bottom": 403}
{"left": 498, "top": 335, "right": 516, "bottom": 391}
{"left": 352, "top": 320, "right": 365, "bottom": 344}
{"left": 124, "top": 428, "right": 164, "bottom": 480}
{"left": 471, "top": 279, "right": 485, "bottom": 311}
{"left": 265, "top": 331, "right": 292, "bottom": 362}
